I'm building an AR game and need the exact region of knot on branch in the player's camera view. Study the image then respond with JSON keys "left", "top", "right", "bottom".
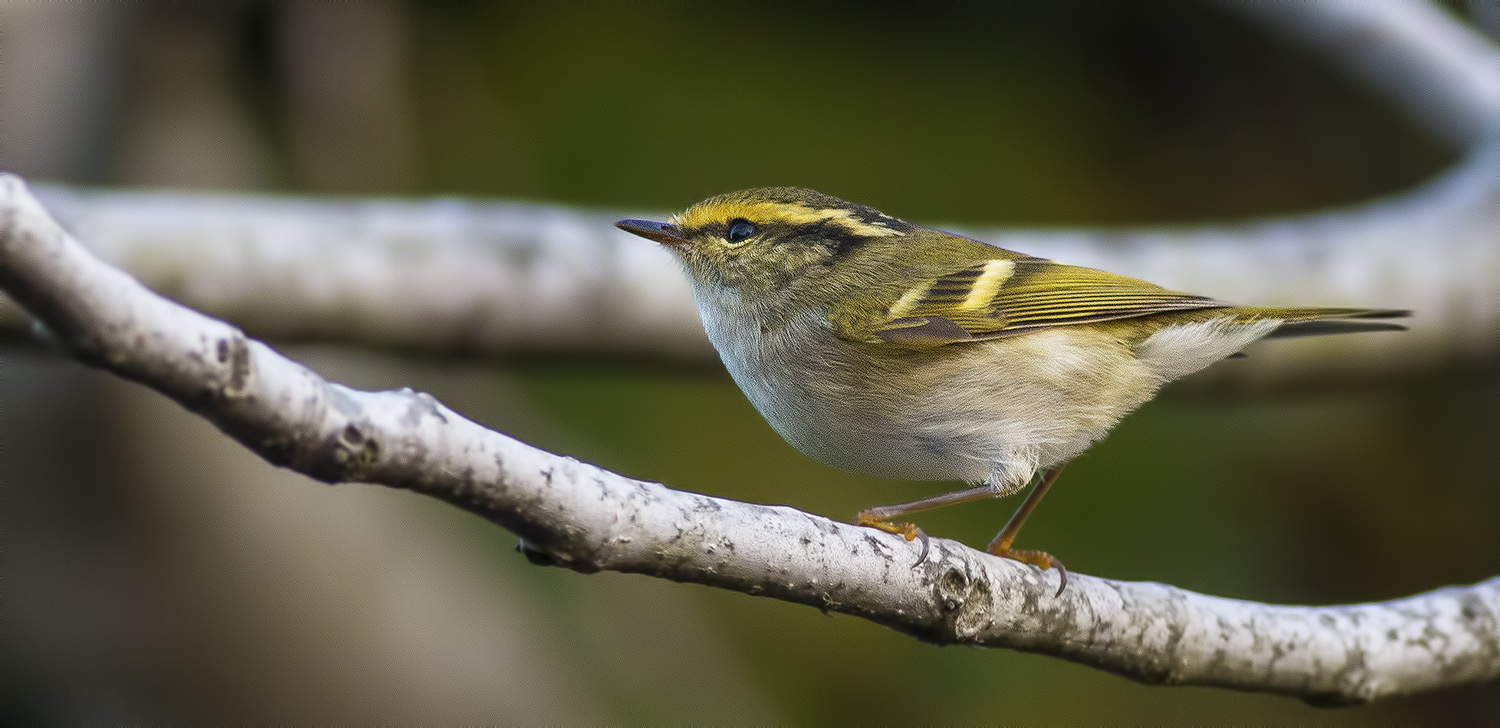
{"left": 332, "top": 422, "right": 381, "bottom": 481}
{"left": 934, "top": 561, "right": 996, "bottom": 643}
{"left": 214, "top": 334, "right": 252, "bottom": 398}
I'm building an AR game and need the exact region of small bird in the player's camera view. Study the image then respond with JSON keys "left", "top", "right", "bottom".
{"left": 617, "top": 187, "right": 1406, "bottom": 592}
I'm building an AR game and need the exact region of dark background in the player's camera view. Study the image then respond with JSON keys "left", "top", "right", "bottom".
{"left": 3, "top": 1, "right": 1496, "bottom": 722}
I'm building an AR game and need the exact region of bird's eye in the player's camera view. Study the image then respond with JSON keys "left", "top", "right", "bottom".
{"left": 726, "top": 219, "right": 756, "bottom": 244}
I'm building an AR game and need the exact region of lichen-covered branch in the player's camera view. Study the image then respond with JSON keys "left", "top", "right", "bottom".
{"left": 4, "top": 172, "right": 1497, "bottom": 704}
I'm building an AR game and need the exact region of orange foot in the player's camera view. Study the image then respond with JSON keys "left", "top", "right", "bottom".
{"left": 855, "top": 511, "right": 930, "bottom": 564}
{"left": 989, "top": 545, "right": 1068, "bottom": 597}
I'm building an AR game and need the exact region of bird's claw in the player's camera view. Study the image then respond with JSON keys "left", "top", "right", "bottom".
{"left": 989, "top": 545, "right": 1068, "bottom": 597}
{"left": 855, "top": 511, "right": 930, "bottom": 566}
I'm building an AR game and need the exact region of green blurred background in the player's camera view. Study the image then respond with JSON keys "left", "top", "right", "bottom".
{"left": 2, "top": 0, "right": 1496, "bottom": 723}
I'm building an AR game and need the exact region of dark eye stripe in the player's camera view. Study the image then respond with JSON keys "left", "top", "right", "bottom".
{"left": 782, "top": 220, "right": 868, "bottom": 259}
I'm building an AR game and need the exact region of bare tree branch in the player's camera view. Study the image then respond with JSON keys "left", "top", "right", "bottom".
{"left": 3, "top": 173, "right": 1496, "bottom": 704}
{"left": 11, "top": 161, "right": 1495, "bottom": 378}
{"left": 14, "top": 185, "right": 712, "bottom": 359}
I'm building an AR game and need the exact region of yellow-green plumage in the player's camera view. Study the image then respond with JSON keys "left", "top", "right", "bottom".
{"left": 616, "top": 187, "right": 1407, "bottom": 575}
{"left": 824, "top": 227, "right": 1403, "bottom": 347}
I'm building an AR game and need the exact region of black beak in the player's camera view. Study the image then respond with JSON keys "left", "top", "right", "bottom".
{"left": 615, "top": 219, "right": 688, "bottom": 248}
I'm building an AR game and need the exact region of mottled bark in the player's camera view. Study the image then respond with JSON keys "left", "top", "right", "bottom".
{"left": 3, "top": 173, "right": 1496, "bottom": 704}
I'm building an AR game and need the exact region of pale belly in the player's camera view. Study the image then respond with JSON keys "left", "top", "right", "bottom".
{"left": 710, "top": 317, "right": 1165, "bottom": 489}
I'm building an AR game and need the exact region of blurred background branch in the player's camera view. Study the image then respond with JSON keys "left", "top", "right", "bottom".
{"left": 2, "top": 0, "right": 1497, "bottom": 722}
{"left": 1, "top": 0, "right": 1495, "bottom": 380}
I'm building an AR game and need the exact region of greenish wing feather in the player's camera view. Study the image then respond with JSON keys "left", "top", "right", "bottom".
{"left": 837, "top": 256, "right": 1229, "bottom": 346}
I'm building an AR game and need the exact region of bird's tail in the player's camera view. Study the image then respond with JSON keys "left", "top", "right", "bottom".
{"left": 1234, "top": 307, "right": 1410, "bottom": 340}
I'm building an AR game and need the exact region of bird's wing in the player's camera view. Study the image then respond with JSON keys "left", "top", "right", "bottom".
{"left": 831, "top": 252, "right": 1228, "bottom": 347}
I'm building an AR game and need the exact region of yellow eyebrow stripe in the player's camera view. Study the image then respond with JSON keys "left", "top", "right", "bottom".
{"left": 674, "top": 200, "right": 902, "bottom": 238}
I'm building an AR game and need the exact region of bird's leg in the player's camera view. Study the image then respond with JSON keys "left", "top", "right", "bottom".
{"left": 856, "top": 483, "right": 1002, "bottom": 563}
{"left": 988, "top": 462, "right": 1069, "bottom": 595}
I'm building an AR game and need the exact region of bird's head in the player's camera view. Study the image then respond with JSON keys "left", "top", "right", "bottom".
{"left": 616, "top": 187, "right": 915, "bottom": 301}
